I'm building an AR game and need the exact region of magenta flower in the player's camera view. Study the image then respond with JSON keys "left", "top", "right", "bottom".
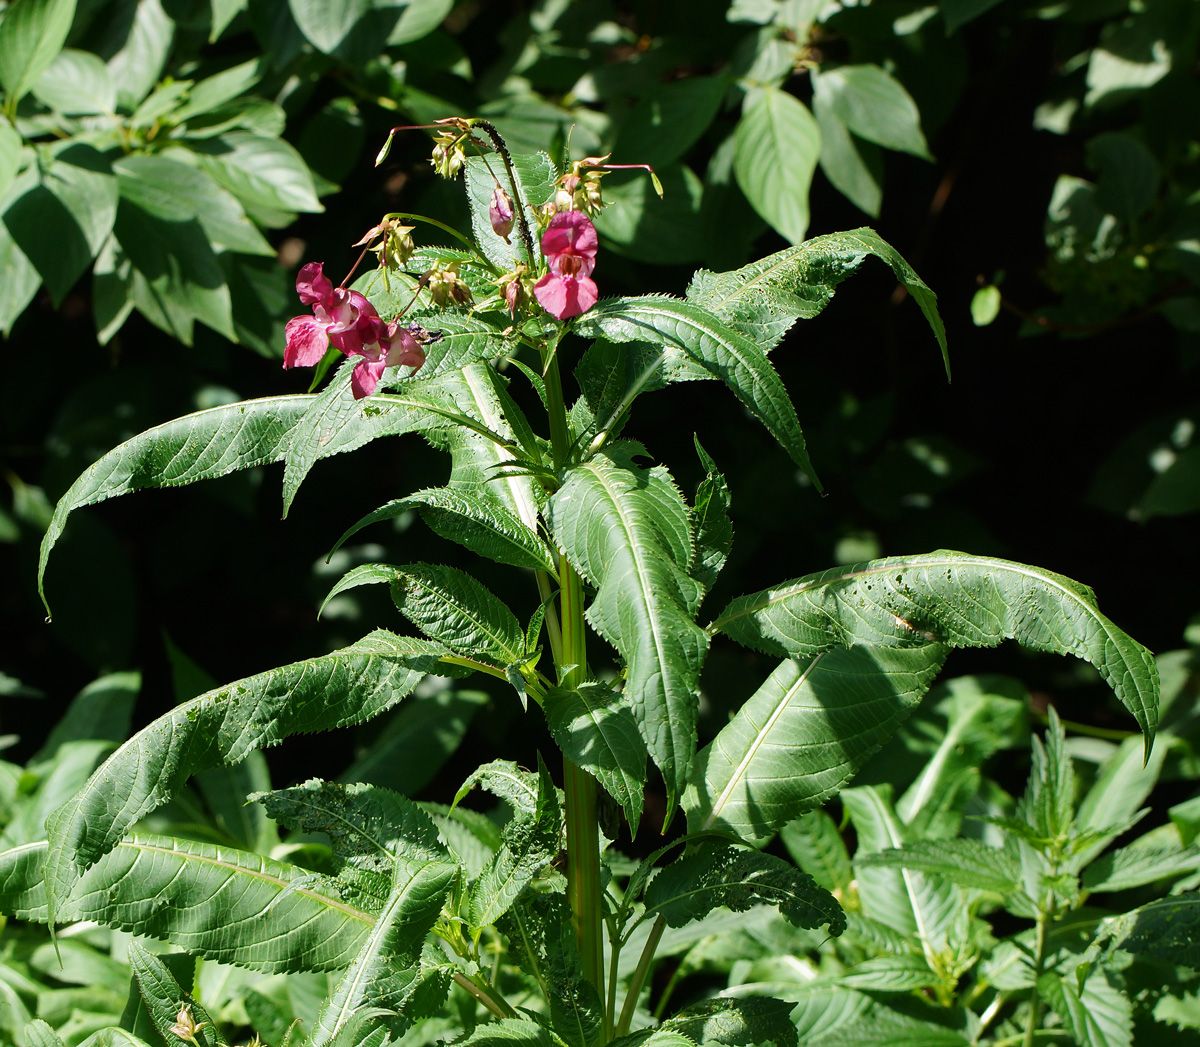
{"left": 349, "top": 322, "right": 427, "bottom": 399}
{"left": 284, "top": 262, "right": 381, "bottom": 367}
{"left": 534, "top": 210, "right": 599, "bottom": 320}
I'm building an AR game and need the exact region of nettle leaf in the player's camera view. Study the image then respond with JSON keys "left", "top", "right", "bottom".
{"left": 252, "top": 779, "right": 449, "bottom": 880}
{"left": 1118, "top": 890, "right": 1200, "bottom": 966}
{"left": 543, "top": 681, "right": 648, "bottom": 831}
{"left": 22, "top": 1019, "right": 66, "bottom": 1047}
{"left": 1016, "top": 707, "right": 1075, "bottom": 843}
{"left": 547, "top": 450, "right": 707, "bottom": 811}
{"left": 1082, "top": 844, "right": 1200, "bottom": 893}
{"left": 644, "top": 841, "right": 845, "bottom": 934}
{"left": 456, "top": 1018, "right": 553, "bottom": 1047}
{"left": 685, "top": 227, "right": 947, "bottom": 367}
{"left": 780, "top": 811, "right": 852, "bottom": 895}
{"left": 684, "top": 645, "right": 947, "bottom": 844}
{"left": 468, "top": 760, "right": 562, "bottom": 931}
{"left": 710, "top": 552, "right": 1158, "bottom": 750}
{"left": 784, "top": 985, "right": 970, "bottom": 1047}
{"left": 332, "top": 485, "right": 556, "bottom": 574}
{"left": 0, "top": 836, "right": 371, "bottom": 970}
{"left": 1037, "top": 970, "right": 1132, "bottom": 1047}
{"left": 42, "top": 631, "right": 456, "bottom": 928}
{"left": 839, "top": 954, "right": 938, "bottom": 993}
{"left": 312, "top": 861, "right": 457, "bottom": 1047}
{"left": 856, "top": 838, "right": 1023, "bottom": 894}
{"left": 464, "top": 150, "right": 556, "bottom": 271}
{"left": 128, "top": 942, "right": 219, "bottom": 1047}
{"left": 733, "top": 86, "right": 821, "bottom": 244}
{"left": 692, "top": 439, "right": 733, "bottom": 592}
{"left": 574, "top": 297, "right": 817, "bottom": 484}
{"left": 661, "top": 997, "right": 798, "bottom": 1047}
{"left": 811, "top": 65, "right": 931, "bottom": 160}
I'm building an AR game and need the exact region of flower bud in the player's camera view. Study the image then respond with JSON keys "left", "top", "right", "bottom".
{"left": 430, "top": 132, "right": 466, "bottom": 179}
{"left": 496, "top": 264, "right": 535, "bottom": 318}
{"left": 428, "top": 263, "right": 472, "bottom": 306}
{"left": 489, "top": 187, "right": 514, "bottom": 242}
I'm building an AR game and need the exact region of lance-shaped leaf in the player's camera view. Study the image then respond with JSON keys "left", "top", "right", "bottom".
{"left": 127, "top": 942, "right": 219, "bottom": 1047}
{"left": 332, "top": 486, "right": 556, "bottom": 574}
{"left": 22, "top": 1019, "right": 66, "bottom": 1047}
{"left": 856, "top": 838, "right": 1023, "bottom": 894}
{"left": 643, "top": 841, "right": 845, "bottom": 934}
{"left": 547, "top": 451, "right": 707, "bottom": 810}
{"left": 684, "top": 645, "right": 947, "bottom": 844}
{"left": 1082, "top": 844, "right": 1200, "bottom": 893}
{"left": 686, "top": 227, "right": 947, "bottom": 368}
{"left": 543, "top": 681, "right": 648, "bottom": 831}
{"left": 38, "top": 394, "right": 312, "bottom": 611}
{"left": 710, "top": 552, "right": 1158, "bottom": 752}
{"left": 0, "top": 836, "right": 371, "bottom": 970}
{"left": 42, "top": 631, "right": 457, "bottom": 929}
{"left": 312, "top": 861, "right": 458, "bottom": 1047}
{"left": 573, "top": 297, "right": 818, "bottom": 485}
{"left": 692, "top": 439, "right": 732, "bottom": 593}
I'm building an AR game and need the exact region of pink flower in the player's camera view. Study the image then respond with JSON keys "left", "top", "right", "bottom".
{"left": 284, "top": 262, "right": 381, "bottom": 368}
{"left": 349, "top": 322, "right": 427, "bottom": 399}
{"left": 534, "top": 210, "right": 599, "bottom": 320}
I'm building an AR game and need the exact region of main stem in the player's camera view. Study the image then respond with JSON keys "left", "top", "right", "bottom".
{"left": 542, "top": 337, "right": 605, "bottom": 1005}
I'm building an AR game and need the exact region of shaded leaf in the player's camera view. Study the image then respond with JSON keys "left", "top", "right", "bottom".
{"left": 855, "top": 838, "right": 1022, "bottom": 893}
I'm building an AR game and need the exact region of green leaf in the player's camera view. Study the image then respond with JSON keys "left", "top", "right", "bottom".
{"left": 685, "top": 227, "right": 947, "bottom": 372}
{"left": 23, "top": 1019, "right": 66, "bottom": 1047}
{"left": 811, "top": 65, "right": 930, "bottom": 160}
{"left": 0, "top": 836, "right": 372, "bottom": 970}
{"left": 1119, "top": 891, "right": 1200, "bottom": 966}
{"left": 0, "top": 0, "right": 76, "bottom": 105}
{"left": 547, "top": 450, "right": 708, "bottom": 811}
{"left": 463, "top": 150, "right": 556, "bottom": 271}
{"left": 781, "top": 985, "right": 970, "bottom": 1046}
{"left": 0, "top": 216, "right": 39, "bottom": 333}
{"left": 32, "top": 48, "right": 114, "bottom": 114}
{"left": 101, "top": 0, "right": 173, "bottom": 110}
{"left": 38, "top": 394, "right": 313, "bottom": 611}
{"left": 940, "top": 0, "right": 1004, "bottom": 32}
{"left": 684, "top": 646, "right": 947, "bottom": 844}
{"left": 191, "top": 131, "right": 322, "bottom": 225}
{"left": 692, "top": 439, "right": 732, "bottom": 593}
{"left": 468, "top": 760, "right": 562, "bottom": 931}
{"left": 733, "top": 86, "right": 820, "bottom": 244}
{"left": 1083, "top": 844, "right": 1200, "bottom": 893}
{"left": 613, "top": 76, "right": 730, "bottom": 170}
{"left": 710, "top": 552, "right": 1158, "bottom": 751}
{"left": 644, "top": 842, "right": 845, "bottom": 934}
{"left": 1075, "top": 732, "right": 1167, "bottom": 864}
{"left": 41, "top": 630, "right": 453, "bottom": 928}
{"left": 1038, "top": 970, "right": 1132, "bottom": 1047}
{"left": 1016, "top": 707, "right": 1075, "bottom": 844}
{"left": 1087, "top": 131, "right": 1159, "bottom": 225}
{"left": 172, "top": 58, "right": 265, "bottom": 122}
{"left": 3, "top": 143, "right": 117, "bottom": 305}
{"left": 455, "top": 1018, "right": 552, "bottom": 1047}
{"left": 839, "top": 954, "right": 938, "bottom": 992}
{"left": 661, "top": 997, "right": 798, "bottom": 1047}
{"left": 780, "top": 811, "right": 852, "bottom": 894}
{"left": 311, "top": 861, "right": 457, "bottom": 1047}
{"left": 127, "top": 943, "right": 219, "bottom": 1047}
{"left": 544, "top": 681, "right": 648, "bottom": 831}
{"left": 390, "top": 562, "right": 525, "bottom": 665}
{"left": 594, "top": 165, "right": 708, "bottom": 266}
{"left": 813, "top": 94, "right": 882, "bottom": 218}
{"left": 455, "top": 760, "right": 543, "bottom": 819}
{"left": 333, "top": 486, "right": 555, "bottom": 574}
{"left": 574, "top": 297, "right": 818, "bottom": 483}
{"left": 856, "top": 838, "right": 1022, "bottom": 893}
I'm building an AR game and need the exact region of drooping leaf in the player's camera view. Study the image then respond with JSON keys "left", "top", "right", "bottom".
{"left": 855, "top": 838, "right": 1023, "bottom": 894}
{"left": 643, "top": 841, "right": 844, "bottom": 934}
{"left": 691, "top": 438, "right": 733, "bottom": 593}
{"left": 574, "top": 296, "right": 818, "bottom": 483}
{"left": 733, "top": 86, "right": 821, "bottom": 244}
{"left": 543, "top": 681, "right": 648, "bottom": 831}
{"left": 454, "top": 760, "right": 544, "bottom": 819}
{"left": 685, "top": 227, "right": 947, "bottom": 369}
{"left": 0, "top": 836, "right": 371, "bottom": 970}
{"left": 332, "top": 486, "right": 556, "bottom": 574}
{"left": 311, "top": 861, "right": 457, "bottom": 1047}
{"left": 42, "top": 631, "right": 456, "bottom": 927}
{"left": 547, "top": 450, "right": 707, "bottom": 811}
{"left": 710, "top": 552, "right": 1158, "bottom": 751}
{"left": 684, "top": 645, "right": 947, "bottom": 844}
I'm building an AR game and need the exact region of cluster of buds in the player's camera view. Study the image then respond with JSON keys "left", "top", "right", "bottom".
{"left": 496, "top": 263, "right": 535, "bottom": 317}
{"left": 284, "top": 262, "right": 439, "bottom": 399}
{"left": 427, "top": 262, "right": 472, "bottom": 306}
{"left": 354, "top": 216, "right": 416, "bottom": 270}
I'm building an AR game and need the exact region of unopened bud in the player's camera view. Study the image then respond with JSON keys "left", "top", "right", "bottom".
{"left": 490, "top": 187, "right": 514, "bottom": 242}
{"left": 431, "top": 132, "right": 466, "bottom": 179}
{"left": 428, "top": 263, "right": 472, "bottom": 306}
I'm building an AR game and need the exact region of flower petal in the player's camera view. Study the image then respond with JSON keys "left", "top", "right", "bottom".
{"left": 296, "top": 262, "right": 333, "bottom": 306}
{"left": 351, "top": 359, "right": 387, "bottom": 399}
{"left": 283, "top": 315, "right": 329, "bottom": 368}
{"left": 534, "top": 272, "right": 598, "bottom": 321}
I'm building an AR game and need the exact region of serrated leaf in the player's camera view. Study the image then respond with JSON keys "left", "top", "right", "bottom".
{"left": 312, "top": 861, "right": 457, "bottom": 1047}
{"left": 544, "top": 681, "right": 647, "bottom": 831}
{"left": 780, "top": 985, "right": 970, "bottom": 1046}
{"left": 855, "top": 838, "right": 1022, "bottom": 893}
{"left": 811, "top": 65, "right": 930, "bottom": 160}
{"left": 1016, "top": 707, "right": 1075, "bottom": 844}
{"left": 780, "top": 811, "right": 852, "bottom": 894}
{"left": 0, "top": 0, "right": 76, "bottom": 105}
{"left": 24, "top": 1019, "right": 67, "bottom": 1047}
{"left": 547, "top": 450, "right": 707, "bottom": 811}
{"left": 644, "top": 842, "right": 844, "bottom": 933}
{"left": 333, "top": 486, "right": 555, "bottom": 574}
{"left": 733, "top": 86, "right": 820, "bottom": 243}
{"left": 662, "top": 997, "right": 798, "bottom": 1047}
{"left": 685, "top": 227, "right": 947, "bottom": 371}
{"left": 1082, "top": 844, "right": 1200, "bottom": 893}
{"left": 573, "top": 296, "right": 818, "bottom": 485}
{"left": 692, "top": 438, "right": 732, "bottom": 592}
{"left": 456, "top": 1018, "right": 552, "bottom": 1047}
{"left": 454, "top": 760, "right": 542, "bottom": 818}
{"left": 710, "top": 552, "right": 1158, "bottom": 752}
{"left": 1118, "top": 891, "right": 1200, "bottom": 966}
{"left": 0, "top": 836, "right": 371, "bottom": 970}
{"left": 464, "top": 151, "right": 556, "bottom": 271}
{"left": 1074, "top": 732, "right": 1167, "bottom": 865}
{"left": 128, "top": 942, "right": 219, "bottom": 1047}
{"left": 684, "top": 645, "right": 946, "bottom": 845}
{"left": 839, "top": 954, "right": 937, "bottom": 992}
{"left": 1038, "top": 969, "right": 1132, "bottom": 1047}
{"left": 42, "top": 631, "right": 454, "bottom": 929}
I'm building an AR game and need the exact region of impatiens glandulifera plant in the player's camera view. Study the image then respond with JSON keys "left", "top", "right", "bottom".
{"left": 7, "top": 119, "right": 1165, "bottom": 1047}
